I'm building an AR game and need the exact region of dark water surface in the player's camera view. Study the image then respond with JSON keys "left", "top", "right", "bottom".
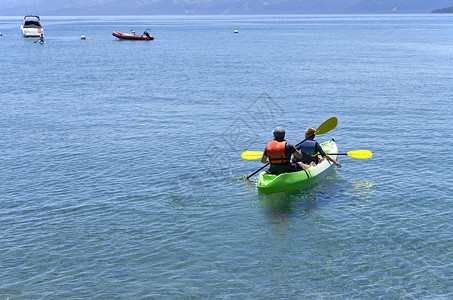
{"left": 1, "top": 15, "right": 452, "bottom": 298}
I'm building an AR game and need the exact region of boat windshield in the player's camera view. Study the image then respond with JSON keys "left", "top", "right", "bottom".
{"left": 24, "top": 20, "right": 41, "bottom": 27}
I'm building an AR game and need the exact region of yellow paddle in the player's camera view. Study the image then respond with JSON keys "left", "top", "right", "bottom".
{"left": 245, "top": 117, "right": 338, "bottom": 180}
{"left": 241, "top": 149, "right": 372, "bottom": 160}
{"left": 241, "top": 151, "right": 264, "bottom": 160}
{"left": 241, "top": 151, "right": 266, "bottom": 160}
{"left": 329, "top": 150, "right": 373, "bottom": 159}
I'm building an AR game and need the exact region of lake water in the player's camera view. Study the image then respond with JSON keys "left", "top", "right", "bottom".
{"left": 0, "top": 14, "right": 452, "bottom": 298}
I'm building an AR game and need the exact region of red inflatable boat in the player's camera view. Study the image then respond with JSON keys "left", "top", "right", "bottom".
{"left": 112, "top": 31, "right": 154, "bottom": 40}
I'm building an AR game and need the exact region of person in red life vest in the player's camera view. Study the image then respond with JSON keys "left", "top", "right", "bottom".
{"left": 292, "top": 127, "right": 341, "bottom": 168}
{"left": 260, "top": 126, "right": 308, "bottom": 175}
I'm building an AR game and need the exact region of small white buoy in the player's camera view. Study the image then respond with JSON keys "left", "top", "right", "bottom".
{"left": 81, "top": 35, "right": 86, "bottom": 40}
{"left": 234, "top": 30, "right": 238, "bottom": 34}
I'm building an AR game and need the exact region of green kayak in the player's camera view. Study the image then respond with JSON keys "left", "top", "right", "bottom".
{"left": 257, "top": 140, "right": 338, "bottom": 194}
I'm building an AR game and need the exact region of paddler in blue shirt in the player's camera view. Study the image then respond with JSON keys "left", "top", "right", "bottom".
{"left": 261, "top": 126, "right": 308, "bottom": 175}
{"left": 292, "top": 127, "right": 341, "bottom": 168}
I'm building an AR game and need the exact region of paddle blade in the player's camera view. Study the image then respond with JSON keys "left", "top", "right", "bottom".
{"left": 347, "top": 150, "right": 373, "bottom": 159}
{"left": 241, "top": 151, "right": 264, "bottom": 160}
{"left": 314, "top": 117, "right": 338, "bottom": 135}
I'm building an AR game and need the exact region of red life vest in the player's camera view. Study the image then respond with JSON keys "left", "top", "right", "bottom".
{"left": 266, "top": 140, "right": 290, "bottom": 166}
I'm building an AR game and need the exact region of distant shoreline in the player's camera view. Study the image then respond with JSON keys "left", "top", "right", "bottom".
{"left": 0, "top": 12, "right": 444, "bottom": 17}
{"left": 432, "top": 6, "right": 453, "bottom": 13}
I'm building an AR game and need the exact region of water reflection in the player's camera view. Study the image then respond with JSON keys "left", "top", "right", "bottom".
{"left": 347, "top": 179, "right": 375, "bottom": 211}
{"left": 257, "top": 174, "right": 345, "bottom": 223}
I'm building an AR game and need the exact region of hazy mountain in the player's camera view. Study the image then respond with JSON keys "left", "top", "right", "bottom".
{"left": 432, "top": 6, "right": 453, "bottom": 13}
{"left": 2, "top": 0, "right": 453, "bottom": 15}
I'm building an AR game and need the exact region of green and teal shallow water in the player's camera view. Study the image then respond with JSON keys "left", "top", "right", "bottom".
{"left": 0, "top": 15, "right": 452, "bottom": 298}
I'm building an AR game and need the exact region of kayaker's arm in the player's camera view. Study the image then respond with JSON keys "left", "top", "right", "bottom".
{"left": 324, "top": 155, "right": 341, "bottom": 168}
{"left": 293, "top": 149, "right": 303, "bottom": 159}
{"left": 314, "top": 141, "right": 340, "bottom": 168}
{"left": 261, "top": 154, "right": 269, "bottom": 164}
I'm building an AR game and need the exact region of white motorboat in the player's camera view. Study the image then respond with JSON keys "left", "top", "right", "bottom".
{"left": 20, "top": 15, "right": 44, "bottom": 37}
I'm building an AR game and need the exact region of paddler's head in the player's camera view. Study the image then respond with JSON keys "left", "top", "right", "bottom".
{"left": 305, "top": 127, "right": 316, "bottom": 140}
{"left": 273, "top": 126, "right": 285, "bottom": 141}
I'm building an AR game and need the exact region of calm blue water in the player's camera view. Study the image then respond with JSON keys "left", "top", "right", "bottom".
{"left": 1, "top": 14, "right": 452, "bottom": 298}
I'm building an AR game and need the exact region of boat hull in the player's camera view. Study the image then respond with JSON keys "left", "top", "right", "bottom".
{"left": 21, "top": 26, "right": 43, "bottom": 37}
{"left": 112, "top": 31, "right": 154, "bottom": 40}
{"left": 257, "top": 140, "right": 338, "bottom": 194}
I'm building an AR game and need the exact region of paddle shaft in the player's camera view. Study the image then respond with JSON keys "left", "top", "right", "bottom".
{"left": 295, "top": 134, "right": 314, "bottom": 148}
{"left": 329, "top": 150, "right": 372, "bottom": 159}
{"left": 245, "top": 134, "right": 314, "bottom": 180}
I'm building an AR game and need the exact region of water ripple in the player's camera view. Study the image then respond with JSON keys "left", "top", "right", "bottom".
{"left": 1, "top": 15, "right": 452, "bottom": 299}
